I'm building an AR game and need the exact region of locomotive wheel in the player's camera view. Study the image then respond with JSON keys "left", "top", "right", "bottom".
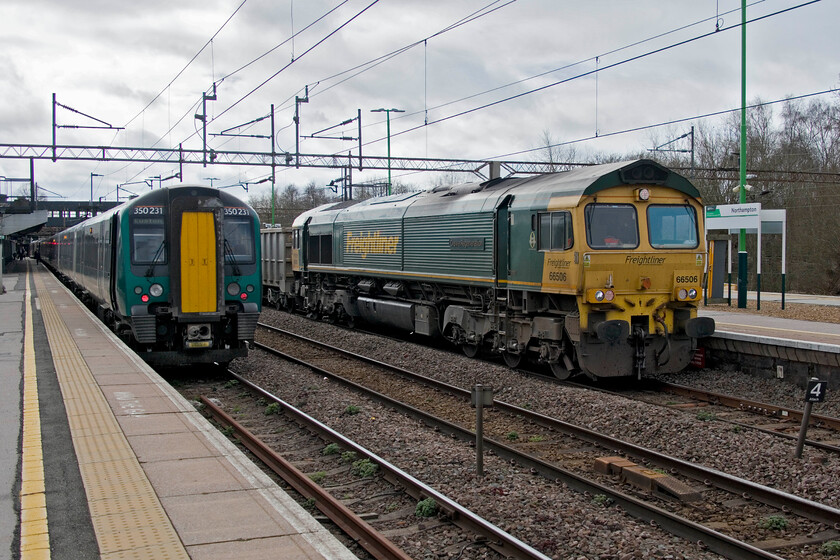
{"left": 549, "top": 362, "right": 572, "bottom": 380}
{"left": 461, "top": 343, "right": 480, "bottom": 358}
{"left": 502, "top": 352, "right": 522, "bottom": 369}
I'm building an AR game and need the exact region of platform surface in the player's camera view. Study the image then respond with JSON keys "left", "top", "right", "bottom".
{"left": 1, "top": 260, "right": 358, "bottom": 560}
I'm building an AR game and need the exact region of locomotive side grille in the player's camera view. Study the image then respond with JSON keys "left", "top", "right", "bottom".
{"left": 237, "top": 312, "right": 260, "bottom": 340}
{"left": 181, "top": 211, "right": 217, "bottom": 313}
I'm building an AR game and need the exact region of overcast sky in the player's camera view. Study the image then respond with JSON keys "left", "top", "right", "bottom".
{"left": 0, "top": 0, "right": 837, "bottom": 204}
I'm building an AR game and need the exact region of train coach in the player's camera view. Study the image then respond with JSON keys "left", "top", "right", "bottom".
{"left": 273, "top": 159, "right": 715, "bottom": 380}
{"left": 39, "top": 185, "right": 262, "bottom": 368}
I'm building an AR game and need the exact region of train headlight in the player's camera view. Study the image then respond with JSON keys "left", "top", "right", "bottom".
{"left": 688, "top": 288, "right": 698, "bottom": 299}
{"left": 226, "top": 282, "right": 241, "bottom": 296}
{"left": 246, "top": 284, "right": 255, "bottom": 293}
{"left": 594, "top": 290, "right": 605, "bottom": 302}
{"left": 149, "top": 283, "right": 164, "bottom": 297}
{"left": 604, "top": 290, "right": 615, "bottom": 302}
{"left": 635, "top": 187, "right": 651, "bottom": 202}
{"left": 134, "top": 286, "right": 143, "bottom": 295}
{"left": 678, "top": 288, "right": 688, "bottom": 300}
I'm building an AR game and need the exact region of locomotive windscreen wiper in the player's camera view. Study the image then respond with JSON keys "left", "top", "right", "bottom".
{"left": 224, "top": 239, "right": 241, "bottom": 276}
{"left": 145, "top": 241, "right": 166, "bottom": 277}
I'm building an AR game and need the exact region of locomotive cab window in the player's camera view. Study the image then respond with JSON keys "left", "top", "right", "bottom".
{"left": 647, "top": 205, "right": 699, "bottom": 249}
{"left": 585, "top": 203, "right": 639, "bottom": 249}
{"left": 223, "top": 216, "right": 256, "bottom": 264}
{"left": 130, "top": 210, "right": 166, "bottom": 265}
{"left": 537, "top": 211, "right": 573, "bottom": 251}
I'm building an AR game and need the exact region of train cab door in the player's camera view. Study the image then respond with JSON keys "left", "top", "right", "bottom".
{"left": 109, "top": 214, "right": 120, "bottom": 315}
{"left": 494, "top": 195, "right": 514, "bottom": 286}
{"left": 180, "top": 210, "right": 219, "bottom": 313}
{"left": 300, "top": 217, "right": 312, "bottom": 273}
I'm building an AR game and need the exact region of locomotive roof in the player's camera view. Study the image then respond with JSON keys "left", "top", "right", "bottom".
{"left": 293, "top": 159, "right": 700, "bottom": 227}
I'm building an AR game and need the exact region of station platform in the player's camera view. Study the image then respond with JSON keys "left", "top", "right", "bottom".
{"left": 1, "top": 260, "right": 358, "bottom": 560}
{"left": 699, "top": 300, "right": 840, "bottom": 389}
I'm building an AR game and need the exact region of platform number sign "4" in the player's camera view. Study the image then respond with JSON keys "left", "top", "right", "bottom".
{"left": 806, "top": 380, "right": 828, "bottom": 403}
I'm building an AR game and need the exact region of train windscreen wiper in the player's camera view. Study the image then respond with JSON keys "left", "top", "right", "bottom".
{"left": 224, "top": 239, "right": 241, "bottom": 276}
{"left": 145, "top": 241, "right": 166, "bottom": 277}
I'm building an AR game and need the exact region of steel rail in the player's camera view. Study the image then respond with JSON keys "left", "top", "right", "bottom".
{"left": 650, "top": 380, "right": 840, "bottom": 431}
{"left": 199, "top": 396, "right": 412, "bottom": 560}
{"left": 223, "top": 370, "right": 554, "bottom": 560}
{"left": 252, "top": 335, "right": 790, "bottom": 560}
{"left": 553, "top": 378, "right": 840, "bottom": 453}
{"left": 257, "top": 323, "right": 840, "bottom": 529}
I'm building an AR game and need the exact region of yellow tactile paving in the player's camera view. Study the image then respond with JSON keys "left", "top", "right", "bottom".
{"left": 20, "top": 268, "right": 50, "bottom": 559}
{"left": 32, "top": 270, "right": 190, "bottom": 559}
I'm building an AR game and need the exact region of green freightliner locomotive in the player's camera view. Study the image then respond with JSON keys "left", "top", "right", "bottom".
{"left": 287, "top": 159, "right": 714, "bottom": 380}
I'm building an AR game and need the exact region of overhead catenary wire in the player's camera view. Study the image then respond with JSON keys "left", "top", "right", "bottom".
{"left": 337, "top": 0, "right": 769, "bottom": 145}
{"left": 177, "top": 0, "right": 513, "bottom": 153}
{"left": 121, "top": 0, "right": 376, "bottom": 188}
{"left": 104, "top": 0, "right": 825, "bottom": 193}
{"left": 140, "top": 0, "right": 351, "bottom": 158}
{"left": 119, "top": 0, "right": 728, "bottom": 184}
{"left": 370, "top": 0, "right": 823, "bottom": 151}
{"left": 121, "top": 0, "right": 249, "bottom": 130}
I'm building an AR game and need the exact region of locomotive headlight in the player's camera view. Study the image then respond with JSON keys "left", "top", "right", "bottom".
{"left": 246, "top": 284, "right": 255, "bottom": 293}
{"left": 678, "top": 288, "right": 688, "bottom": 300}
{"left": 604, "top": 290, "right": 615, "bottom": 302}
{"left": 594, "top": 290, "right": 606, "bottom": 302}
{"left": 226, "top": 282, "right": 241, "bottom": 296}
{"left": 688, "top": 288, "right": 698, "bottom": 299}
{"left": 149, "top": 283, "right": 164, "bottom": 297}
{"left": 134, "top": 286, "right": 143, "bottom": 295}
{"left": 635, "top": 187, "right": 651, "bottom": 202}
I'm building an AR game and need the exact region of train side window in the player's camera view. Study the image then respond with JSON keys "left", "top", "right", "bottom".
{"left": 538, "top": 211, "right": 573, "bottom": 251}
{"left": 292, "top": 230, "right": 300, "bottom": 249}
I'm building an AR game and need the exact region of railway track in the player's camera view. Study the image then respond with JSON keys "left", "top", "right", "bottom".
{"left": 645, "top": 380, "right": 840, "bottom": 438}
{"left": 524, "top": 376, "right": 840, "bottom": 455}
{"left": 348, "top": 312, "right": 840, "bottom": 453}
{"left": 199, "top": 383, "right": 549, "bottom": 560}
{"left": 253, "top": 321, "right": 840, "bottom": 558}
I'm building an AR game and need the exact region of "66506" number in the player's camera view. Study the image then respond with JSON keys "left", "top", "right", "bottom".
{"left": 548, "top": 271, "right": 567, "bottom": 282}
{"left": 676, "top": 275, "right": 698, "bottom": 284}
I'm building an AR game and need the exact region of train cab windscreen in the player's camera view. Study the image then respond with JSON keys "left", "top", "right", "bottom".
{"left": 130, "top": 208, "right": 167, "bottom": 264}
{"left": 223, "top": 216, "right": 256, "bottom": 264}
{"left": 585, "top": 203, "right": 639, "bottom": 249}
{"left": 647, "top": 205, "right": 699, "bottom": 249}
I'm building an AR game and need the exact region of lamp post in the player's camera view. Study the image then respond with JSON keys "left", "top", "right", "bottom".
{"left": 90, "top": 172, "right": 102, "bottom": 205}
{"left": 371, "top": 108, "right": 404, "bottom": 195}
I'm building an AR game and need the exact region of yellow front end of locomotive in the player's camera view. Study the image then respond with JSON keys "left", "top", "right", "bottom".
{"left": 578, "top": 251, "right": 705, "bottom": 334}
